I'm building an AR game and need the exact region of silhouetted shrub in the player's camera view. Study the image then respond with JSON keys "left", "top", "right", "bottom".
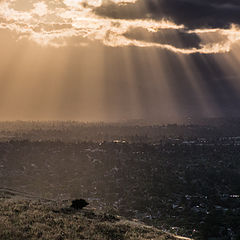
{"left": 71, "top": 199, "right": 89, "bottom": 210}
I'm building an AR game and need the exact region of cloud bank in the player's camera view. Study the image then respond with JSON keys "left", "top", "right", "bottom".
{"left": 0, "top": 0, "right": 240, "bottom": 54}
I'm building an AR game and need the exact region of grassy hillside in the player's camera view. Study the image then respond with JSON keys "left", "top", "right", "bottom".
{"left": 0, "top": 192, "right": 190, "bottom": 240}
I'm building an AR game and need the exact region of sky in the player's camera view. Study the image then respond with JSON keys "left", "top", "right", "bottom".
{"left": 0, "top": 0, "right": 240, "bottom": 122}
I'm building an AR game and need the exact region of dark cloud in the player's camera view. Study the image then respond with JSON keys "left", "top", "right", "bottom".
{"left": 123, "top": 27, "right": 201, "bottom": 49}
{"left": 94, "top": 0, "right": 240, "bottom": 29}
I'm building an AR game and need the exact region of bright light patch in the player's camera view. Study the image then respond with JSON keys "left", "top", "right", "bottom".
{"left": 32, "top": 2, "right": 48, "bottom": 17}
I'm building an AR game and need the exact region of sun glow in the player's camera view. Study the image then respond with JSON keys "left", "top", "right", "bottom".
{"left": 64, "top": 0, "right": 137, "bottom": 7}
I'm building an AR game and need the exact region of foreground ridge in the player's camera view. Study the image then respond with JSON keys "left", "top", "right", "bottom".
{"left": 0, "top": 191, "right": 192, "bottom": 240}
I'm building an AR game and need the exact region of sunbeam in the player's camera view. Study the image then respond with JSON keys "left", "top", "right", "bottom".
{"left": 0, "top": 0, "right": 240, "bottom": 121}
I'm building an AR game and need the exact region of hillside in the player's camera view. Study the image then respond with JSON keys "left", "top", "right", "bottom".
{"left": 0, "top": 190, "right": 191, "bottom": 240}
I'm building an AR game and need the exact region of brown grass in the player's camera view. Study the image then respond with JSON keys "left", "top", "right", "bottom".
{"left": 0, "top": 197, "right": 178, "bottom": 240}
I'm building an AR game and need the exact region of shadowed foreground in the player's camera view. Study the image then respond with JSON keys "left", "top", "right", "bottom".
{"left": 0, "top": 192, "right": 190, "bottom": 240}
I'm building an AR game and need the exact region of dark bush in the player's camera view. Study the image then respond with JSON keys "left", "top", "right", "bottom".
{"left": 71, "top": 199, "right": 89, "bottom": 210}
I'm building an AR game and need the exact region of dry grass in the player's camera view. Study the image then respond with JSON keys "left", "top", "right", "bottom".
{"left": 0, "top": 196, "right": 178, "bottom": 240}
